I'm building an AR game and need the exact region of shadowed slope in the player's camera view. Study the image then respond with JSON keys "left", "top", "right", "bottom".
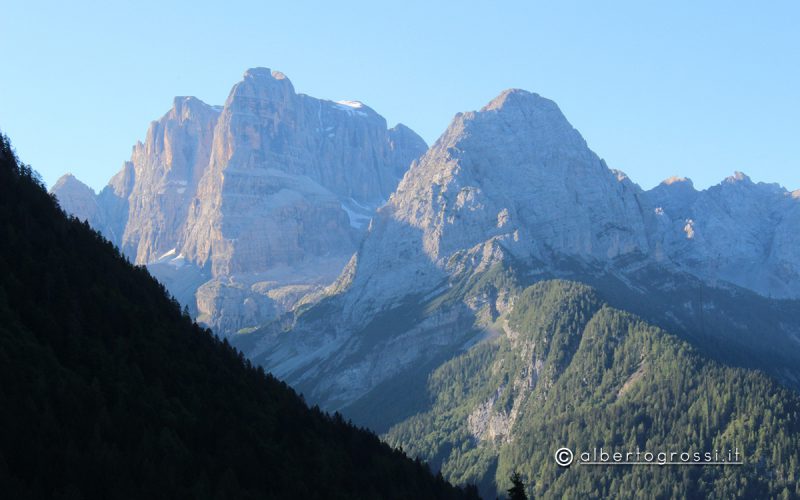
{"left": 0, "top": 133, "right": 477, "bottom": 500}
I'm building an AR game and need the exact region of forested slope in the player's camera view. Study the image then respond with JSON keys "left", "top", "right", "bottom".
{"left": 0, "top": 134, "right": 477, "bottom": 500}
{"left": 387, "top": 280, "right": 800, "bottom": 499}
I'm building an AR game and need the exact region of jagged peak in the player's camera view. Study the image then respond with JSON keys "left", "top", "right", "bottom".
{"left": 227, "top": 67, "right": 296, "bottom": 104}
{"left": 169, "top": 96, "right": 219, "bottom": 121}
{"left": 431, "top": 88, "right": 581, "bottom": 151}
{"left": 171, "top": 95, "right": 216, "bottom": 110}
{"left": 243, "top": 66, "right": 271, "bottom": 78}
{"left": 51, "top": 173, "right": 95, "bottom": 195}
{"left": 660, "top": 176, "right": 695, "bottom": 188}
{"left": 54, "top": 172, "right": 77, "bottom": 183}
{"left": 174, "top": 95, "right": 201, "bottom": 105}
{"left": 710, "top": 172, "right": 792, "bottom": 200}
{"left": 389, "top": 123, "right": 414, "bottom": 134}
{"left": 611, "top": 169, "right": 630, "bottom": 182}
{"left": 480, "top": 88, "right": 553, "bottom": 113}
{"left": 724, "top": 171, "right": 752, "bottom": 184}
{"left": 389, "top": 123, "right": 427, "bottom": 145}
{"left": 242, "top": 67, "right": 291, "bottom": 83}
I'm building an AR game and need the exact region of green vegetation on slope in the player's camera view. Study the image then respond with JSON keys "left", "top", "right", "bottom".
{"left": 386, "top": 280, "right": 800, "bottom": 499}
{"left": 0, "top": 134, "right": 478, "bottom": 500}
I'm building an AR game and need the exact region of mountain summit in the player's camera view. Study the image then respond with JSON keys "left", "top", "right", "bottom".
{"left": 335, "top": 87, "right": 649, "bottom": 320}
{"left": 51, "top": 68, "right": 427, "bottom": 333}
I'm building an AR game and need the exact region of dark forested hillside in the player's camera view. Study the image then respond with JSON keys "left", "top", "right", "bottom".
{"left": 386, "top": 280, "right": 800, "bottom": 499}
{"left": 0, "top": 133, "right": 478, "bottom": 499}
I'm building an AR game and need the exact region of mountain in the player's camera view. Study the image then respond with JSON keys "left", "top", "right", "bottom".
{"left": 49, "top": 174, "right": 105, "bottom": 229}
{"left": 51, "top": 68, "right": 427, "bottom": 334}
{"left": 235, "top": 89, "right": 800, "bottom": 412}
{"left": 385, "top": 280, "right": 800, "bottom": 498}
{"left": 316, "top": 89, "right": 650, "bottom": 319}
{"left": 0, "top": 133, "right": 476, "bottom": 499}
{"left": 231, "top": 89, "right": 800, "bottom": 497}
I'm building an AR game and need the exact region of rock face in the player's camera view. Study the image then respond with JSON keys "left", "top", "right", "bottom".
{"left": 336, "top": 89, "right": 652, "bottom": 320}
{"left": 642, "top": 172, "right": 800, "bottom": 298}
{"left": 122, "top": 96, "right": 220, "bottom": 264}
{"left": 51, "top": 174, "right": 103, "bottom": 227}
{"left": 51, "top": 68, "right": 427, "bottom": 333}
{"left": 235, "top": 88, "right": 800, "bottom": 424}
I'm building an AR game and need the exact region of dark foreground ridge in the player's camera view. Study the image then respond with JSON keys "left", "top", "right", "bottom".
{"left": 0, "top": 133, "right": 478, "bottom": 499}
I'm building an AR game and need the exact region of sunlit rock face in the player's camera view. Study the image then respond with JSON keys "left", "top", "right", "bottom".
{"left": 120, "top": 96, "right": 221, "bottom": 265}
{"left": 52, "top": 68, "right": 427, "bottom": 333}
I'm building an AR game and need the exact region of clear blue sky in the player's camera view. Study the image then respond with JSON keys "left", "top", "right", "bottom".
{"left": 1, "top": 1, "right": 798, "bottom": 192}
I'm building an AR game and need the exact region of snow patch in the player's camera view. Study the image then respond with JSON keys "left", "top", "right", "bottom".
{"left": 341, "top": 203, "right": 372, "bottom": 229}
{"left": 333, "top": 100, "right": 368, "bottom": 117}
{"left": 168, "top": 254, "right": 186, "bottom": 269}
{"left": 159, "top": 248, "right": 177, "bottom": 259}
{"left": 336, "top": 100, "right": 364, "bottom": 109}
{"left": 340, "top": 198, "right": 379, "bottom": 229}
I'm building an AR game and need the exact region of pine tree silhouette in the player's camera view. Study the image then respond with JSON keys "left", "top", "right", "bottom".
{"left": 507, "top": 471, "right": 527, "bottom": 500}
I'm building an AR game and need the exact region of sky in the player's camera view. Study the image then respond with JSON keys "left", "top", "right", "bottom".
{"left": 1, "top": 1, "right": 798, "bottom": 192}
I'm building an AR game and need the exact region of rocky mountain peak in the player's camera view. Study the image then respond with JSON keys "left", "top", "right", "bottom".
{"left": 481, "top": 88, "right": 543, "bottom": 111}
{"left": 243, "top": 66, "right": 286, "bottom": 81}
{"left": 648, "top": 176, "right": 698, "bottom": 207}
{"left": 50, "top": 173, "right": 102, "bottom": 228}
{"left": 660, "top": 176, "right": 695, "bottom": 188}
{"left": 447, "top": 88, "right": 588, "bottom": 158}
{"left": 171, "top": 96, "right": 218, "bottom": 121}
{"left": 231, "top": 67, "right": 297, "bottom": 105}
{"left": 387, "top": 123, "right": 429, "bottom": 177}
{"left": 338, "top": 89, "right": 650, "bottom": 321}
{"left": 52, "top": 172, "right": 94, "bottom": 195}
{"left": 724, "top": 170, "right": 753, "bottom": 185}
